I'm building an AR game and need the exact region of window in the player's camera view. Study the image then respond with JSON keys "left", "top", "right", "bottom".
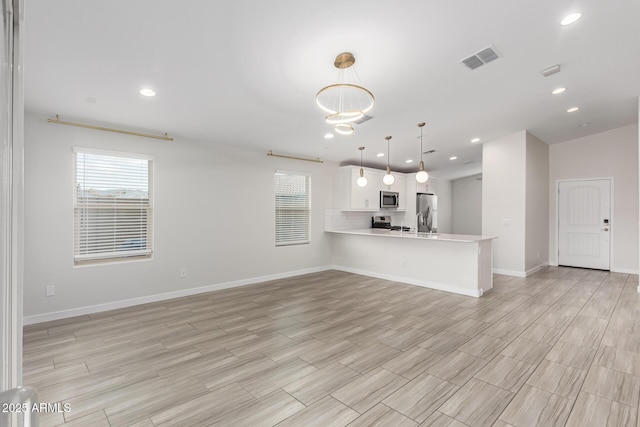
{"left": 275, "top": 170, "right": 310, "bottom": 246}
{"left": 74, "top": 148, "right": 153, "bottom": 264}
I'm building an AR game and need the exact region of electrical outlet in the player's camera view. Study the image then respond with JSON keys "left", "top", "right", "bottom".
{"left": 46, "top": 285, "right": 55, "bottom": 297}
{"left": 401, "top": 260, "right": 407, "bottom": 268}
{"left": 502, "top": 218, "right": 511, "bottom": 226}
{"left": 179, "top": 268, "right": 188, "bottom": 279}
{"left": 537, "top": 249, "right": 540, "bottom": 258}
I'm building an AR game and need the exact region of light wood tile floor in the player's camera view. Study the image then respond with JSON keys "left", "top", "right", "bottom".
{"left": 23, "top": 267, "right": 640, "bottom": 426}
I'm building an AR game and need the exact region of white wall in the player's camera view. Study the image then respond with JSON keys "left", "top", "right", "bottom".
{"left": 435, "top": 179, "right": 453, "bottom": 233}
{"left": 482, "top": 131, "right": 527, "bottom": 274}
{"left": 549, "top": 124, "right": 639, "bottom": 273}
{"left": 24, "top": 113, "right": 337, "bottom": 320}
{"left": 525, "top": 132, "right": 549, "bottom": 273}
{"left": 452, "top": 174, "right": 482, "bottom": 235}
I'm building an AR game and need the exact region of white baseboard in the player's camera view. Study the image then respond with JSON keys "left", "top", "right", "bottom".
{"left": 330, "top": 265, "right": 482, "bottom": 297}
{"left": 493, "top": 265, "right": 548, "bottom": 278}
{"left": 23, "top": 266, "right": 332, "bottom": 325}
{"left": 492, "top": 269, "right": 527, "bottom": 278}
{"left": 526, "top": 263, "right": 548, "bottom": 277}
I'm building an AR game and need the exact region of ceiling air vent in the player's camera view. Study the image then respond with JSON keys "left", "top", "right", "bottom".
{"left": 462, "top": 56, "right": 483, "bottom": 70}
{"left": 353, "top": 115, "right": 373, "bottom": 125}
{"left": 462, "top": 46, "right": 500, "bottom": 70}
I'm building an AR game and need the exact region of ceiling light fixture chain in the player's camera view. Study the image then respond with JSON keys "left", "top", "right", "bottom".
{"left": 416, "top": 122, "right": 429, "bottom": 183}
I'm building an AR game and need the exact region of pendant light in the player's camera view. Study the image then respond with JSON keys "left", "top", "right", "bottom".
{"left": 357, "top": 147, "right": 367, "bottom": 187}
{"left": 416, "top": 122, "right": 429, "bottom": 183}
{"left": 316, "top": 52, "right": 375, "bottom": 136}
{"left": 383, "top": 136, "right": 395, "bottom": 185}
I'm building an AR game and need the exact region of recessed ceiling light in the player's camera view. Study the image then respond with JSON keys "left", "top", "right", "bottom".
{"left": 560, "top": 12, "right": 582, "bottom": 26}
{"left": 471, "top": 138, "right": 480, "bottom": 143}
{"left": 552, "top": 87, "right": 566, "bottom": 95}
{"left": 324, "top": 133, "right": 334, "bottom": 139}
{"left": 377, "top": 153, "right": 384, "bottom": 157}
{"left": 567, "top": 107, "right": 580, "bottom": 113}
{"left": 579, "top": 122, "right": 591, "bottom": 127}
{"left": 449, "top": 156, "right": 458, "bottom": 161}
{"left": 139, "top": 88, "right": 156, "bottom": 97}
{"left": 405, "top": 159, "right": 413, "bottom": 164}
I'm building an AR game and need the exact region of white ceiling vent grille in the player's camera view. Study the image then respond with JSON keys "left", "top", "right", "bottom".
{"left": 353, "top": 115, "right": 373, "bottom": 125}
{"left": 462, "top": 46, "right": 500, "bottom": 70}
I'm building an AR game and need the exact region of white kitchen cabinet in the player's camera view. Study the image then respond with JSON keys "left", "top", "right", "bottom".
{"left": 349, "top": 167, "right": 381, "bottom": 209}
{"left": 416, "top": 178, "right": 434, "bottom": 194}
{"left": 337, "top": 166, "right": 405, "bottom": 211}
{"left": 391, "top": 174, "right": 407, "bottom": 210}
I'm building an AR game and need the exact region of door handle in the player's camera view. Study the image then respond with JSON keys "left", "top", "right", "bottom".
{"left": 602, "top": 227, "right": 609, "bottom": 232}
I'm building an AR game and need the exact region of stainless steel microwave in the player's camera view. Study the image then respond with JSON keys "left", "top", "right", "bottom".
{"left": 380, "top": 191, "right": 399, "bottom": 208}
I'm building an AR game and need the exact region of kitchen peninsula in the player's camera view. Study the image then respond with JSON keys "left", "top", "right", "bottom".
{"left": 326, "top": 228, "right": 495, "bottom": 297}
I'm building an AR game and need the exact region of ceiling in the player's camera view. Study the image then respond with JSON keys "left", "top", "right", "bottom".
{"left": 24, "top": 1, "right": 640, "bottom": 180}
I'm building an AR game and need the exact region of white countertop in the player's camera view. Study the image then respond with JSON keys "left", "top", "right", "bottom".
{"left": 326, "top": 228, "right": 497, "bottom": 243}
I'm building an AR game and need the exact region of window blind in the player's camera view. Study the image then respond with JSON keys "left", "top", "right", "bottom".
{"left": 74, "top": 149, "right": 153, "bottom": 263}
{"left": 275, "top": 171, "right": 310, "bottom": 246}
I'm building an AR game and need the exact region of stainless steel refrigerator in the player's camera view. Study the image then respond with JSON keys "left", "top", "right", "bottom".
{"left": 416, "top": 193, "right": 437, "bottom": 233}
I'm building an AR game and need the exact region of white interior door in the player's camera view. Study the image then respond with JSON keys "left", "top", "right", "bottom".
{"left": 558, "top": 179, "right": 611, "bottom": 270}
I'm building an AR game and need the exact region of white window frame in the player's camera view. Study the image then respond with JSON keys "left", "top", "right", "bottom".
{"left": 275, "top": 170, "right": 311, "bottom": 246}
{"left": 73, "top": 147, "right": 154, "bottom": 265}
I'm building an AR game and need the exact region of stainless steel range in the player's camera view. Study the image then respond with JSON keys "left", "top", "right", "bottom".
{"left": 371, "top": 216, "right": 410, "bottom": 231}
{"left": 372, "top": 216, "right": 391, "bottom": 229}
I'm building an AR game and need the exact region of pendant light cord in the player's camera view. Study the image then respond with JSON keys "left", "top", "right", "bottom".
{"left": 420, "top": 126, "right": 423, "bottom": 161}
{"left": 386, "top": 137, "right": 391, "bottom": 169}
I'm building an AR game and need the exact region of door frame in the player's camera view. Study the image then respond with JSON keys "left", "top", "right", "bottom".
{"left": 555, "top": 177, "right": 614, "bottom": 270}
{"left": 1, "top": 0, "right": 24, "bottom": 394}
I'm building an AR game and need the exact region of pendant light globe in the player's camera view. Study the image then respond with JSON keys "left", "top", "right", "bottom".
{"left": 383, "top": 171, "right": 395, "bottom": 186}
{"left": 416, "top": 169, "right": 429, "bottom": 183}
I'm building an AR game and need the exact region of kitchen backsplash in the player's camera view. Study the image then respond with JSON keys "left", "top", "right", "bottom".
{"left": 324, "top": 209, "right": 409, "bottom": 231}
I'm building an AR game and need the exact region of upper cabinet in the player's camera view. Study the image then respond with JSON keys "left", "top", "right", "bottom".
{"left": 390, "top": 173, "right": 407, "bottom": 210}
{"left": 416, "top": 178, "right": 435, "bottom": 195}
{"left": 336, "top": 166, "right": 406, "bottom": 211}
